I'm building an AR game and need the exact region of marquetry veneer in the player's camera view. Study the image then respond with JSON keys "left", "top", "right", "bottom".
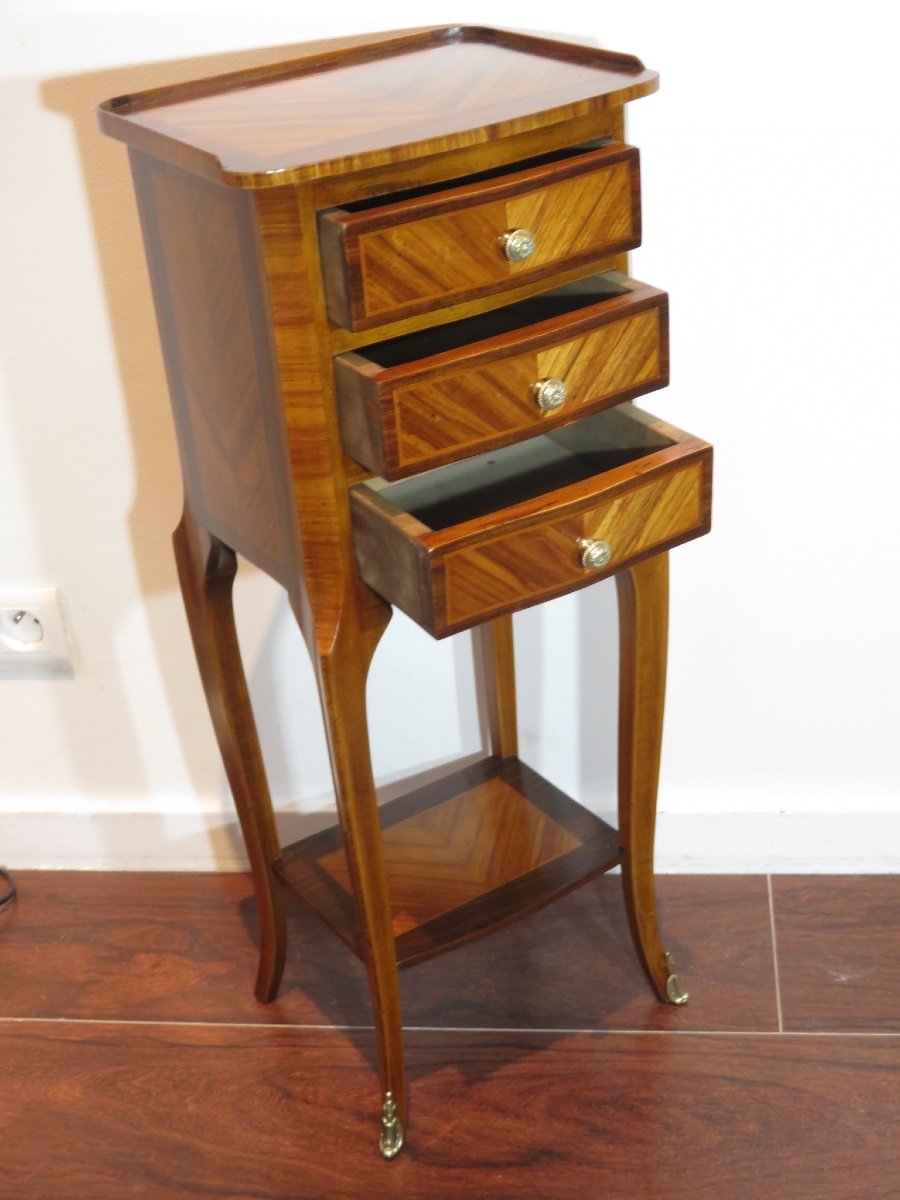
{"left": 99, "top": 24, "right": 712, "bottom": 1162}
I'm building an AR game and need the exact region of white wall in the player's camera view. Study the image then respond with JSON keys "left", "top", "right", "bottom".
{"left": 1, "top": 2, "right": 897, "bottom": 871}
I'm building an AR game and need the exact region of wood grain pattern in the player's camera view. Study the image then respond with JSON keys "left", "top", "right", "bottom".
{"left": 350, "top": 411, "right": 712, "bottom": 637}
{"left": 0, "top": 871, "right": 369, "bottom": 1026}
{"left": 616, "top": 553, "right": 672, "bottom": 1002}
{"left": 327, "top": 251, "right": 624, "bottom": 356}
{"left": 322, "top": 143, "right": 640, "bottom": 329}
{"left": 441, "top": 458, "right": 706, "bottom": 630}
{"left": 335, "top": 277, "right": 667, "bottom": 478}
{"left": 0, "top": 872, "right": 779, "bottom": 1033}
{"left": 472, "top": 614, "right": 519, "bottom": 759}
{"left": 772, "top": 876, "right": 900, "bottom": 1032}
{"left": 172, "top": 503, "right": 287, "bottom": 1003}
{"left": 3, "top": 1022, "right": 897, "bottom": 1199}
{"left": 129, "top": 150, "right": 298, "bottom": 584}
{"left": 403, "top": 874, "right": 780, "bottom": 1033}
{"left": 320, "top": 777, "right": 581, "bottom": 930}
{"left": 98, "top": 25, "right": 716, "bottom": 1160}
{"left": 98, "top": 27, "right": 657, "bottom": 187}
{"left": 238, "top": 183, "right": 411, "bottom": 1137}
{"left": 278, "top": 757, "right": 622, "bottom": 968}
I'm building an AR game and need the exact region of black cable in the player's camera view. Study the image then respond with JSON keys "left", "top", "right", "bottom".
{"left": 0, "top": 867, "right": 17, "bottom": 910}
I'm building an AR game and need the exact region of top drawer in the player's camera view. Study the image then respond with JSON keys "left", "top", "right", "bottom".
{"left": 318, "top": 141, "right": 641, "bottom": 331}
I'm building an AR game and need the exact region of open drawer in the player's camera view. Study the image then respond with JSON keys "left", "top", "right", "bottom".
{"left": 335, "top": 272, "right": 668, "bottom": 479}
{"left": 350, "top": 405, "right": 712, "bottom": 637}
{"left": 318, "top": 140, "right": 641, "bottom": 330}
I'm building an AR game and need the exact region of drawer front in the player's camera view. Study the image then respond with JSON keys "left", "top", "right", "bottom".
{"left": 339, "top": 292, "right": 665, "bottom": 478}
{"left": 439, "top": 458, "right": 706, "bottom": 631}
{"left": 320, "top": 143, "right": 640, "bottom": 330}
{"left": 350, "top": 410, "right": 712, "bottom": 638}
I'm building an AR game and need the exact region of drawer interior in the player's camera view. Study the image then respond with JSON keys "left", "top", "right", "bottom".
{"left": 363, "top": 407, "right": 674, "bottom": 531}
{"left": 337, "top": 139, "right": 612, "bottom": 213}
{"left": 357, "top": 272, "right": 635, "bottom": 368}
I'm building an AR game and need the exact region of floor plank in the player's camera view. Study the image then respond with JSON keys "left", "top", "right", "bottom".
{"left": 0, "top": 1022, "right": 895, "bottom": 1199}
{"left": 1, "top": 873, "right": 776, "bottom": 1032}
{"left": 0, "top": 871, "right": 370, "bottom": 1025}
{"left": 772, "top": 875, "right": 900, "bottom": 1032}
{"left": 402, "top": 874, "right": 778, "bottom": 1032}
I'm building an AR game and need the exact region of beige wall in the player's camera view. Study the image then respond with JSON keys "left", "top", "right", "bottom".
{"left": 1, "top": 5, "right": 897, "bottom": 870}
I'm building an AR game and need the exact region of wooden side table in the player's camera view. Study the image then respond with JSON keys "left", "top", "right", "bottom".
{"left": 99, "top": 26, "right": 712, "bottom": 1159}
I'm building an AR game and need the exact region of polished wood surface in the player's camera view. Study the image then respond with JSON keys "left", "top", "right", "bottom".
{"left": 130, "top": 150, "right": 298, "bottom": 584}
{"left": 3, "top": 944, "right": 898, "bottom": 1200}
{"left": 350, "top": 409, "right": 711, "bottom": 636}
{"left": 441, "top": 457, "right": 706, "bottom": 631}
{"left": 0, "top": 872, "right": 778, "bottom": 1032}
{"left": 100, "top": 27, "right": 711, "bottom": 1158}
{"left": 239, "top": 178, "right": 411, "bottom": 1135}
{"left": 29, "top": 873, "right": 900, "bottom": 1197}
{"left": 335, "top": 275, "right": 667, "bottom": 478}
{"left": 278, "top": 757, "right": 621, "bottom": 968}
{"left": 172, "top": 505, "right": 287, "bottom": 1004}
{"left": 472, "top": 614, "right": 519, "bottom": 759}
{"left": 14, "top": 870, "right": 897, "bottom": 1200}
{"left": 616, "top": 553, "right": 672, "bottom": 1001}
{"left": 320, "top": 142, "right": 640, "bottom": 329}
{"left": 773, "top": 876, "right": 900, "bottom": 1032}
{"left": 98, "top": 27, "right": 657, "bottom": 187}
{"left": 327, "top": 250, "right": 624, "bottom": 355}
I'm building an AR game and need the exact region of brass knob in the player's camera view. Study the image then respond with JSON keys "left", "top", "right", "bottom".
{"left": 533, "top": 378, "right": 568, "bottom": 414}
{"left": 501, "top": 228, "right": 536, "bottom": 262}
{"left": 579, "top": 538, "right": 612, "bottom": 570}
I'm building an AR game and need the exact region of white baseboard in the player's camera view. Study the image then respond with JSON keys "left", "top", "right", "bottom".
{"left": 2, "top": 810, "right": 897, "bottom": 873}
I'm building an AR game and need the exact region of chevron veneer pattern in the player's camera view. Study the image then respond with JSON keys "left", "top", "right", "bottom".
{"left": 441, "top": 459, "right": 707, "bottom": 628}
{"left": 393, "top": 307, "right": 663, "bottom": 469}
{"left": 319, "top": 777, "right": 580, "bottom": 935}
{"left": 277, "top": 757, "right": 621, "bottom": 966}
{"left": 354, "top": 159, "right": 637, "bottom": 325}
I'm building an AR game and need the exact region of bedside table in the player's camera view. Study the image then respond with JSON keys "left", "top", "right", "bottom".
{"left": 99, "top": 25, "right": 712, "bottom": 1158}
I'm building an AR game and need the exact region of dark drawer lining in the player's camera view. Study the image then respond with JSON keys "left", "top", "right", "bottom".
{"left": 358, "top": 272, "right": 635, "bottom": 368}
{"left": 364, "top": 408, "right": 673, "bottom": 531}
{"left": 338, "top": 138, "right": 613, "bottom": 213}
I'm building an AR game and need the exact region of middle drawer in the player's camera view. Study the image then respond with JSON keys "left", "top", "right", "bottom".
{"left": 335, "top": 272, "right": 668, "bottom": 480}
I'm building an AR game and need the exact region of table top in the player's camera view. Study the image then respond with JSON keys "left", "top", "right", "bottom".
{"left": 97, "top": 26, "right": 657, "bottom": 188}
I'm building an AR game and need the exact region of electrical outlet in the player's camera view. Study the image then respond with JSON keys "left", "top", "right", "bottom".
{"left": 0, "top": 588, "right": 73, "bottom": 679}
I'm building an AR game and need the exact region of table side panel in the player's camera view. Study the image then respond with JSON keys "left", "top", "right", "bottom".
{"left": 128, "top": 150, "right": 298, "bottom": 583}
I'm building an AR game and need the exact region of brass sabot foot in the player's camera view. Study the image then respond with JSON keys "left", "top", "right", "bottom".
{"left": 664, "top": 951, "right": 689, "bottom": 1005}
{"left": 378, "top": 1091, "right": 404, "bottom": 1160}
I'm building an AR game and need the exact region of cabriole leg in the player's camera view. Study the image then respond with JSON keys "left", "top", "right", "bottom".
{"left": 311, "top": 594, "right": 407, "bottom": 1158}
{"left": 616, "top": 553, "right": 688, "bottom": 1005}
{"left": 472, "top": 614, "right": 518, "bottom": 759}
{"left": 173, "top": 502, "right": 287, "bottom": 1003}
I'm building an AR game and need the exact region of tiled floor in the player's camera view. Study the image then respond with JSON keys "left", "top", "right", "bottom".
{"left": 1, "top": 872, "right": 897, "bottom": 1198}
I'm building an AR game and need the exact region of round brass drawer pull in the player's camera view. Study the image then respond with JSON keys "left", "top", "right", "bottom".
{"left": 532, "top": 378, "right": 568, "bottom": 414}
{"left": 501, "top": 228, "right": 536, "bottom": 262}
{"left": 579, "top": 538, "right": 612, "bottom": 571}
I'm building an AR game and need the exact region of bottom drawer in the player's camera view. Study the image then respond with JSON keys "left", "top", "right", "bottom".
{"left": 350, "top": 405, "right": 712, "bottom": 637}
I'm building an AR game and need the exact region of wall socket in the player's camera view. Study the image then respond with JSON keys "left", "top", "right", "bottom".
{"left": 0, "top": 588, "right": 73, "bottom": 679}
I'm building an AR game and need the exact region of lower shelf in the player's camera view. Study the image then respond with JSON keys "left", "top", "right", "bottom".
{"left": 276, "top": 756, "right": 622, "bottom": 968}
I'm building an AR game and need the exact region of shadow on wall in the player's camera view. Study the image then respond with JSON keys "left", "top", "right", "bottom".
{"left": 38, "top": 37, "right": 391, "bottom": 834}
{"left": 38, "top": 33, "right": 620, "bottom": 865}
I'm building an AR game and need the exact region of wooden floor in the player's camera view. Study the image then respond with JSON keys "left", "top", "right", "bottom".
{"left": 1, "top": 872, "right": 897, "bottom": 1199}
